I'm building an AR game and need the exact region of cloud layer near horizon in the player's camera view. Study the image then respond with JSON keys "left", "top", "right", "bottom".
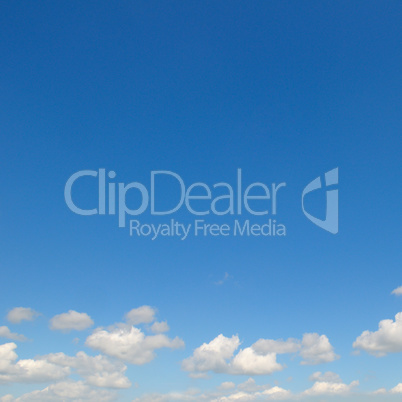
{"left": 2, "top": 302, "right": 402, "bottom": 401}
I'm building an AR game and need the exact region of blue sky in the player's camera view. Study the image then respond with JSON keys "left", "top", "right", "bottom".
{"left": 0, "top": 1, "right": 401, "bottom": 401}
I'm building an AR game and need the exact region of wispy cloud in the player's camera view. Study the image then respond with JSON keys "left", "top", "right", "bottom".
{"left": 214, "top": 272, "right": 233, "bottom": 286}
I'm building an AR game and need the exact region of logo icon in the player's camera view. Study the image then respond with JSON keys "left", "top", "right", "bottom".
{"left": 302, "top": 168, "right": 338, "bottom": 234}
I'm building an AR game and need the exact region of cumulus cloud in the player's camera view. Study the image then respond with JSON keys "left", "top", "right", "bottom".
{"left": 0, "top": 305, "right": 188, "bottom": 400}
{"left": 254, "top": 334, "right": 339, "bottom": 365}
{"left": 0, "top": 342, "right": 131, "bottom": 391}
{"left": 7, "top": 308, "right": 39, "bottom": 324}
{"left": 353, "top": 312, "right": 402, "bottom": 356}
{"left": 391, "top": 286, "right": 402, "bottom": 296}
{"left": 303, "top": 372, "right": 359, "bottom": 396}
{"left": 44, "top": 351, "right": 131, "bottom": 389}
{"left": 50, "top": 310, "right": 94, "bottom": 332}
{"left": 303, "top": 380, "right": 359, "bottom": 396}
{"left": 4, "top": 381, "right": 117, "bottom": 401}
{"left": 182, "top": 334, "right": 284, "bottom": 376}
{"left": 299, "top": 333, "right": 339, "bottom": 365}
{"left": 86, "top": 323, "right": 184, "bottom": 365}
{"left": 0, "top": 326, "right": 27, "bottom": 342}
{"left": 125, "top": 306, "right": 155, "bottom": 325}
{"left": 182, "top": 333, "right": 338, "bottom": 377}
{"left": 182, "top": 335, "right": 241, "bottom": 374}
{"left": 231, "top": 347, "right": 283, "bottom": 375}
{"left": 301, "top": 372, "right": 359, "bottom": 397}
{"left": 0, "top": 343, "right": 70, "bottom": 384}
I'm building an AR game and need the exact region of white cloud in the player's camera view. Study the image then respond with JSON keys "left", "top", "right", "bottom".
{"left": 0, "top": 343, "right": 70, "bottom": 384}
{"left": 0, "top": 326, "right": 27, "bottom": 342}
{"left": 0, "top": 342, "right": 131, "bottom": 391}
{"left": 7, "top": 381, "right": 117, "bottom": 401}
{"left": 391, "top": 286, "right": 402, "bottom": 296}
{"left": 353, "top": 312, "right": 402, "bottom": 356}
{"left": 302, "top": 372, "right": 359, "bottom": 397}
{"left": 253, "top": 335, "right": 339, "bottom": 364}
{"left": 303, "top": 381, "right": 359, "bottom": 396}
{"left": 150, "top": 321, "right": 170, "bottom": 334}
{"left": 231, "top": 347, "right": 283, "bottom": 375}
{"left": 137, "top": 374, "right": 402, "bottom": 402}
{"left": 134, "top": 378, "right": 292, "bottom": 402}
{"left": 50, "top": 310, "right": 94, "bottom": 332}
{"left": 308, "top": 371, "right": 342, "bottom": 383}
{"left": 182, "top": 334, "right": 242, "bottom": 374}
{"left": 182, "top": 333, "right": 338, "bottom": 377}
{"left": 133, "top": 378, "right": 291, "bottom": 401}
{"left": 44, "top": 351, "right": 131, "bottom": 389}
{"left": 86, "top": 323, "right": 184, "bottom": 364}
{"left": 303, "top": 377, "right": 359, "bottom": 396}
{"left": 182, "top": 335, "right": 283, "bottom": 376}
{"left": 259, "top": 387, "right": 291, "bottom": 400}
{"left": 0, "top": 305, "right": 188, "bottom": 399}
{"left": 125, "top": 306, "right": 155, "bottom": 325}
{"left": 7, "top": 308, "right": 39, "bottom": 324}
{"left": 299, "top": 333, "right": 339, "bottom": 365}
{"left": 369, "top": 383, "right": 402, "bottom": 396}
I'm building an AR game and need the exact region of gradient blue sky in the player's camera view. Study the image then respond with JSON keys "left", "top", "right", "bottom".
{"left": 0, "top": 1, "right": 401, "bottom": 401}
